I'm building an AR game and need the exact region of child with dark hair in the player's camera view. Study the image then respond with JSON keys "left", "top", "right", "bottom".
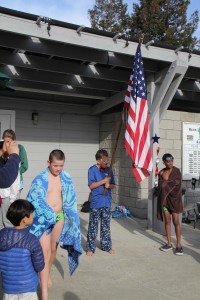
{"left": 0, "top": 199, "right": 45, "bottom": 300}
{"left": 86, "top": 149, "right": 115, "bottom": 256}
{"left": 157, "top": 153, "right": 183, "bottom": 255}
{"left": 49, "top": 149, "right": 65, "bottom": 162}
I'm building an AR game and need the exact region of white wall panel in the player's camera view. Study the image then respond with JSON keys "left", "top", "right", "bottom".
{"left": 2, "top": 106, "right": 100, "bottom": 204}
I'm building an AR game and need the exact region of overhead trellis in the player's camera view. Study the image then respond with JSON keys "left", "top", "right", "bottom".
{"left": 0, "top": 72, "right": 15, "bottom": 91}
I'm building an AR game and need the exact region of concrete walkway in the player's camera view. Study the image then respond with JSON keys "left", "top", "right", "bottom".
{"left": 47, "top": 208, "right": 200, "bottom": 300}
{"left": 1, "top": 208, "right": 199, "bottom": 300}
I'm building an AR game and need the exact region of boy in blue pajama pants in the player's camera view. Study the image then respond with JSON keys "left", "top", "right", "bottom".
{"left": 86, "top": 149, "right": 115, "bottom": 256}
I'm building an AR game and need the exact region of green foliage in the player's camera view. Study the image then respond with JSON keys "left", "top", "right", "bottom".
{"left": 88, "top": 0, "right": 130, "bottom": 33}
{"left": 88, "top": 0, "right": 199, "bottom": 49}
{"left": 130, "top": 0, "right": 199, "bottom": 48}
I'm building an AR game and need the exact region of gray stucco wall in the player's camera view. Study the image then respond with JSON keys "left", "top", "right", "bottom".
{"left": 0, "top": 104, "right": 99, "bottom": 204}
{"left": 100, "top": 110, "right": 200, "bottom": 219}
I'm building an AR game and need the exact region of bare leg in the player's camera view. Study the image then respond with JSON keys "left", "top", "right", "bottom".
{"left": 86, "top": 251, "right": 94, "bottom": 256}
{"left": 172, "top": 213, "right": 181, "bottom": 248}
{"left": 164, "top": 212, "right": 172, "bottom": 245}
{"left": 39, "top": 232, "right": 51, "bottom": 300}
{"left": 48, "top": 218, "right": 64, "bottom": 287}
{"left": 39, "top": 218, "right": 64, "bottom": 300}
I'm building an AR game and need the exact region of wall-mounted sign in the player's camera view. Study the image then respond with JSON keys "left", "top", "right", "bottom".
{"left": 182, "top": 122, "right": 200, "bottom": 180}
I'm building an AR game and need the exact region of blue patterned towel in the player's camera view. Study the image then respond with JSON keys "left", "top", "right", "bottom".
{"left": 26, "top": 167, "right": 82, "bottom": 275}
{"left": 111, "top": 205, "right": 132, "bottom": 218}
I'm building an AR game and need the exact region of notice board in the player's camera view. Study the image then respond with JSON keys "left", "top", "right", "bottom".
{"left": 182, "top": 122, "right": 200, "bottom": 180}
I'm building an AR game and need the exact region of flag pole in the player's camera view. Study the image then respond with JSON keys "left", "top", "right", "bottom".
{"left": 139, "top": 33, "right": 144, "bottom": 45}
{"left": 103, "top": 113, "right": 123, "bottom": 196}
{"left": 103, "top": 33, "right": 145, "bottom": 195}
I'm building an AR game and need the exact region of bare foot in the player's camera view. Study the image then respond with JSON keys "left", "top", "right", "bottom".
{"left": 86, "top": 251, "right": 94, "bottom": 256}
{"left": 109, "top": 249, "right": 115, "bottom": 254}
{"left": 48, "top": 276, "right": 52, "bottom": 288}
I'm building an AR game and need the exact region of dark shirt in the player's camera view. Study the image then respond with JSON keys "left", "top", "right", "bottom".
{"left": 0, "top": 154, "right": 20, "bottom": 188}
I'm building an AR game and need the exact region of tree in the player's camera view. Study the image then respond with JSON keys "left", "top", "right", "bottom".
{"left": 129, "top": 0, "right": 199, "bottom": 49}
{"left": 88, "top": 0, "right": 130, "bottom": 33}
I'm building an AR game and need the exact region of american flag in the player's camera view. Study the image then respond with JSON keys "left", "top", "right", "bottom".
{"left": 124, "top": 43, "right": 153, "bottom": 182}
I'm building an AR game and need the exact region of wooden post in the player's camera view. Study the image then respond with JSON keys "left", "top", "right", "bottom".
{"left": 103, "top": 115, "right": 123, "bottom": 196}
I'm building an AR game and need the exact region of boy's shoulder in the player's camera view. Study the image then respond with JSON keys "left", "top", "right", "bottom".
{"left": 61, "top": 169, "right": 72, "bottom": 178}
{"left": 0, "top": 227, "right": 40, "bottom": 248}
{"left": 88, "top": 164, "right": 97, "bottom": 172}
{"left": 18, "top": 230, "right": 41, "bottom": 252}
{"left": 0, "top": 227, "right": 40, "bottom": 252}
{"left": 26, "top": 230, "right": 40, "bottom": 243}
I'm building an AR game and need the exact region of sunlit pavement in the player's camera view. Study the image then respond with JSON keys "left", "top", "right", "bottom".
{"left": 45, "top": 208, "right": 200, "bottom": 300}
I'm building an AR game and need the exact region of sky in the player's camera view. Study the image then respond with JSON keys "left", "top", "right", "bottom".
{"left": 0, "top": 0, "right": 199, "bottom": 38}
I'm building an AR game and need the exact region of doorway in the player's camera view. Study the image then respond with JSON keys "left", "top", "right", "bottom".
{"left": 0, "top": 110, "right": 15, "bottom": 138}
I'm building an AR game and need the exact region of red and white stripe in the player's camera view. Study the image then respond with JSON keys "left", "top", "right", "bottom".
{"left": 124, "top": 96, "right": 152, "bottom": 183}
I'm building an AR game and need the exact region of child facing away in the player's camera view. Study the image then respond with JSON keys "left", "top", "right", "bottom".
{"left": 0, "top": 199, "right": 45, "bottom": 300}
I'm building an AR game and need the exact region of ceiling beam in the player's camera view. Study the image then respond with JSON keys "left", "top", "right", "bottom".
{"left": 185, "top": 67, "right": 200, "bottom": 81}
{"left": 0, "top": 49, "right": 131, "bottom": 82}
{"left": 0, "top": 65, "right": 126, "bottom": 92}
{"left": 169, "top": 99, "right": 200, "bottom": 113}
{"left": 179, "top": 80, "right": 200, "bottom": 92}
{"left": 0, "top": 30, "right": 109, "bottom": 65}
{"left": 159, "top": 66, "right": 188, "bottom": 120}
{"left": 149, "top": 59, "right": 188, "bottom": 123}
{"left": 12, "top": 80, "right": 108, "bottom": 100}
{"left": 1, "top": 12, "right": 199, "bottom": 68}
{"left": 91, "top": 90, "right": 126, "bottom": 115}
{"left": 174, "top": 90, "right": 200, "bottom": 102}
{"left": 0, "top": 31, "right": 169, "bottom": 73}
{"left": 0, "top": 96, "right": 92, "bottom": 114}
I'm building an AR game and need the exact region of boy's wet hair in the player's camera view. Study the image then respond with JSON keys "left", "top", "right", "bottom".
{"left": 6, "top": 199, "right": 35, "bottom": 226}
{"left": 162, "top": 153, "right": 174, "bottom": 162}
{"left": 49, "top": 149, "right": 65, "bottom": 162}
{"left": 95, "top": 149, "right": 108, "bottom": 160}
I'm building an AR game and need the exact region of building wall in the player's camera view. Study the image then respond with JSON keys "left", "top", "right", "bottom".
{"left": 100, "top": 110, "right": 200, "bottom": 218}
{"left": 0, "top": 102, "right": 99, "bottom": 203}
{"left": 160, "top": 110, "right": 200, "bottom": 208}
{"left": 1, "top": 101, "right": 200, "bottom": 214}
